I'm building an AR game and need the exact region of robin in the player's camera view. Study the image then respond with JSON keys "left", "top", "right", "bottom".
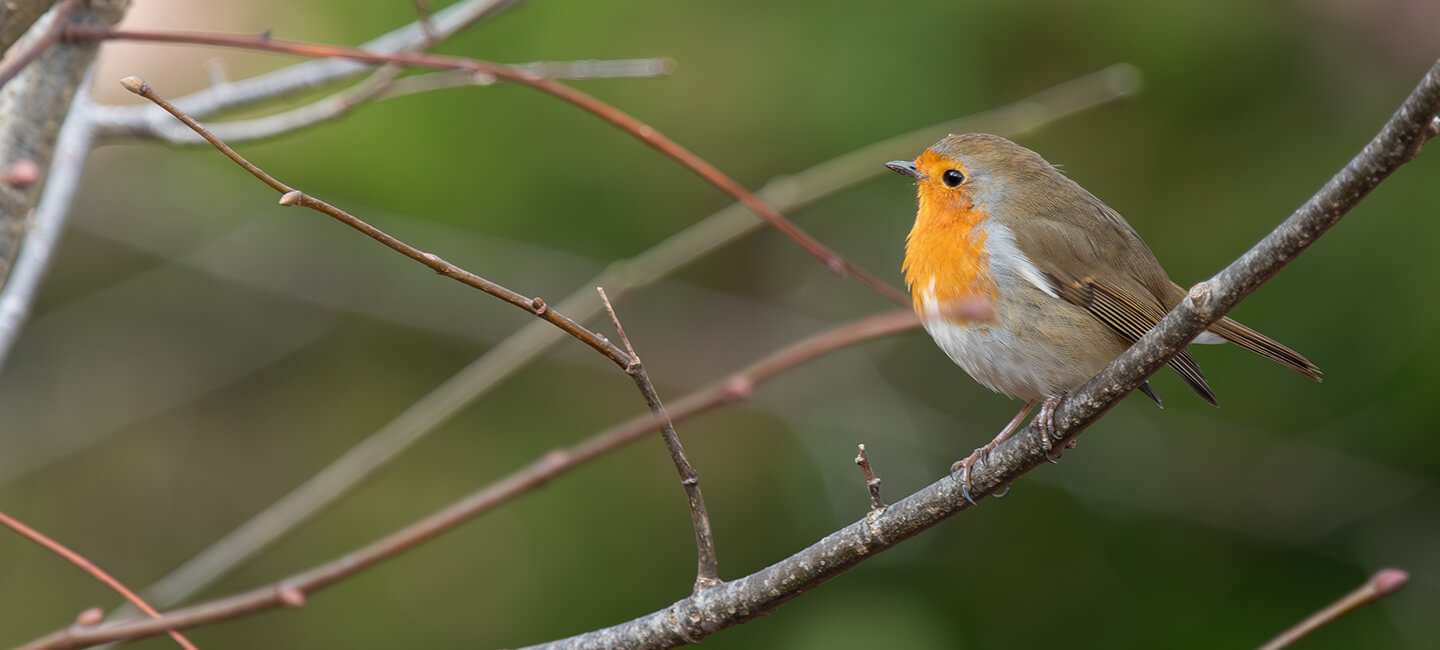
{"left": 886, "top": 133, "right": 1321, "bottom": 503}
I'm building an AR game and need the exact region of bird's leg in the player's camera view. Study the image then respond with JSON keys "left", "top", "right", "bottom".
{"left": 950, "top": 398, "right": 1039, "bottom": 505}
{"left": 1037, "top": 394, "right": 1067, "bottom": 461}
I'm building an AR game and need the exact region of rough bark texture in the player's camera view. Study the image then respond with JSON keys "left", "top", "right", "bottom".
{"left": 0, "top": 0, "right": 127, "bottom": 289}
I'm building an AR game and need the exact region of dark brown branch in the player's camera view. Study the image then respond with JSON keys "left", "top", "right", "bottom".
{"left": 18, "top": 310, "right": 918, "bottom": 649}
{"left": 66, "top": 26, "right": 909, "bottom": 305}
{"left": 515, "top": 58, "right": 1440, "bottom": 650}
{"left": 1257, "top": 568, "right": 1409, "bottom": 650}
{"left": 598, "top": 288, "right": 719, "bottom": 589}
{"left": 118, "top": 76, "right": 631, "bottom": 369}
{"left": 853, "top": 445, "right": 885, "bottom": 511}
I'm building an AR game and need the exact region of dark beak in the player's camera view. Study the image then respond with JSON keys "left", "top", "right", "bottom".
{"left": 885, "top": 160, "right": 924, "bottom": 180}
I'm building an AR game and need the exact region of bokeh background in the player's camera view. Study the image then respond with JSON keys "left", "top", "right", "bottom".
{"left": 2, "top": 0, "right": 1438, "bottom": 647}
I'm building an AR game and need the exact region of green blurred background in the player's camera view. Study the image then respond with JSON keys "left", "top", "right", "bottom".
{"left": 2, "top": 0, "right": 1438, "bottom": 647}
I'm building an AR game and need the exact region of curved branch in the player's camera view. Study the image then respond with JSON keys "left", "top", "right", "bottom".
{"left": 521, "top": 58, "right": 1440, "bottom": 650}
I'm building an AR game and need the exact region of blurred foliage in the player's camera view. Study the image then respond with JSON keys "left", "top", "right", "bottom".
{"left": 2, "top": 0, "right": 1438, "bottom": 648}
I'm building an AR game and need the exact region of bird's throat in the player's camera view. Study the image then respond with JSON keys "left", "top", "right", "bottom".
{"left": 903, "top": 196, "right": 996, "bottom": 321}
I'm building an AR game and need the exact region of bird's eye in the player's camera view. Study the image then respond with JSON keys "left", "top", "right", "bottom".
{"left": 942, "top": 169, "right": 965, "bottom": 187}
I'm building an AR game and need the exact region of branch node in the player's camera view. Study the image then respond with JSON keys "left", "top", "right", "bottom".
{"left": 680, "top": 475, "right": 698, "bottom": 487}
{"left": 530, "top": 297, "right": 548, "bottom": 315}
{"left": 597, "top": 287, "right": 639, "bottom": 364}
{"left": 277, "top": 190, "right": 305, "bottom": 206}
{"left": 74, "top": 607, "right": 104, "bottom": 627}
{"left": 1185, "top": 281, "right": 1214, "bottom": 315}
{"left": 541, "top": 449, "right": 571, "bottom": 471}
{"left": 722, "top": 376, "right": 754, "bottom": 401}
{"left": 118, "top": 75, "right": 149, "bottom": 96}
{"left": 277, "top": 585, "right": 307, "bottom": 609}
{"left": 1, "top": 159, "right": 40, "bottom": 187}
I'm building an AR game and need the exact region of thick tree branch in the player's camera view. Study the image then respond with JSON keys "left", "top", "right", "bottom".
{"left": 0, "top": 0, "right": 57, "bottom": 57}
{"left": 0, "top": 67, "right": 93, "bottom": 370}
{"left": 521, "top": 59, "right": 1440, "bottom": 650}
{"left": 0, "top": 0, "right": 125, "bottom": 291}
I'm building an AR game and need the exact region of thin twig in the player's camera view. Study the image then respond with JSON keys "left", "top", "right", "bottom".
{"left": 1257, "top": 568, "right": 1409, "bottom": 650}
{"left": 118, "top": 75, "right": 632, "bottom": 369}
{"left": 0, "top": 510, "right": 198, "bottom": 650}
{"left": 853, "top": 444, "right": 884, "bottom": 511}
{"left": 67, "top": 26, "right": 909, "bottom": 305}
{"left": 0, "top": 0, "right": 79, "bottom": 91}
{"left": 109, "top": 59, "right": 674, "bottom": 146}
{"left": 117, "top": 66, "right": 1134, "bottom": 615}
{"left": 17, "top": 310, "right": 918, "bottom": 649}
{"left": 88, "top": 0, "right": 528, "bottom": 138}
{"left": 598, "top": 287, "right": 719, "bottom": 590}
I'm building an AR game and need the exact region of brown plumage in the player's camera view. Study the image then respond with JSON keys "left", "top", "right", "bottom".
{"left": 888, "top": 133, "right": 1320, "bottom": 501}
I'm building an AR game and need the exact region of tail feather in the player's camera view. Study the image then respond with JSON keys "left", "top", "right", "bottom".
{"left": 1208, "top": 317, "right": 1323, "bottom": 382}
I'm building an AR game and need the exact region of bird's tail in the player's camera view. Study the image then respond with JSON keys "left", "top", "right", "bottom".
{"left": 1208, "top": 317, "right": 1323, "bottom": 382}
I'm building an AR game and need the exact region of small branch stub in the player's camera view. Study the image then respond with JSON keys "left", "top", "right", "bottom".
{"left": 854, "top": 444, "right": 885, "bottom": 511}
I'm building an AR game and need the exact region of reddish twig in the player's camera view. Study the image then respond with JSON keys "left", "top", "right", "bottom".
{"left": 18, "top": 310, "right": 918, "bottom": 649}
{"left": 117, "top": 75, "right": 631, "bottom": 369}
{"left": 0, "top": 510, "right": 198, "bottom": 650}
{"left": 599, "top": 287, "right": 719, "bottom": 590}
{"left": 853, "top": 444, "right": 885, "bottom": 511}
{"left": 65, "top": 25, "right": 908, "bottom": 305}
{"left": 1257, "top": 568, "right": 1409, "bottom": 650}
{"left": 0, "top": 0, "right": 80, "bottom": 91}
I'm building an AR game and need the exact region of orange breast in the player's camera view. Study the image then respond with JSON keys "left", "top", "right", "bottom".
{"left": 902, "top": 188, "right": 996, "bottom": 321}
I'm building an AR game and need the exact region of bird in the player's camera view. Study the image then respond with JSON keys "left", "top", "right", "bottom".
{"left": 886, "top": 133, "right": 1321, "bottom": 503}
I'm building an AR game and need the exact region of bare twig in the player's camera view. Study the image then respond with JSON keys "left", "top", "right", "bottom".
{"left": 1257, "top": 568, "right": 1409, "bottom": 650}
{"left": 18, "top": 310, "right": 918, "bottom": 649}
{"left": 599, "top": 287, "right": 719, "bottom": 590}
{"left": 853, "top": 445, "right": 884, "bottom": 511}
{"left": 113, "top": 59, "right": 674, "bottom": 146}
{"left": 67, "top": 26, "right": 909, "bottom": 305}
{"left": 514, "top": 58, "right": 1440, "bottom": 650}
{"left": 90, "top": 0, "right": 528, "bottom": 140}
{"left": 0, "top": 0, "right": 79, "bottom": 91}
{"left": 0, "top": 510, "right": 198, "bottom": 650}
{"left": 118, "top": 75, "right": 632, "bottom": 369}
{"left": 122, "top": 68, "right": 1137, "bottom": 613}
